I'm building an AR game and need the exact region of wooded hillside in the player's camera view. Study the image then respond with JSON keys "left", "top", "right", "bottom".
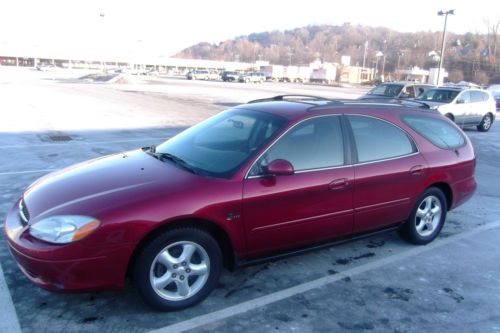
{"left": 176, "top": 23, "right": 500, "bottom": 84}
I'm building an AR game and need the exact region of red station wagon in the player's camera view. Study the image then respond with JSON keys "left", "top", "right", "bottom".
{"left": 5, "top": 95, "right": 476, "bottom": 310}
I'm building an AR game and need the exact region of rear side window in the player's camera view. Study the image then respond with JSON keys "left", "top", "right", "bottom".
{"left": 470, "top": 91, "right": 485, "bottom": 103}
{"left": 402, "top": 115, "right": 465, "bottom": 149}
{"left": 347, "top": 115, "right": 417, "bottom": 163}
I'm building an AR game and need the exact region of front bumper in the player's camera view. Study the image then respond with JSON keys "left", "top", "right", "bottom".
{"left": 4, "top": 200, "right": 135, "bottom": 292}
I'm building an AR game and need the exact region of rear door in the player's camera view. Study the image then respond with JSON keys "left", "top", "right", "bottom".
{"left": 469, "top": 90, "right": 487, "bottom": 124}
{"left": 242, "top": 115, "right": 354, "bottom": 256}
{"left": 346, "top": 115, "right": 427, "bottom": 233}
{"left": 454, "top": 91, "right": 472, "bottom": 125}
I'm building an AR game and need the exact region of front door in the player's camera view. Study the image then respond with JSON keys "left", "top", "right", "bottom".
{"left": 242, "top": 115, "right": 354, "bottom": 256}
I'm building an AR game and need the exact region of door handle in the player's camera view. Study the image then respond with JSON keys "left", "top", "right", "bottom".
{"left": 410, "top": 165, "right": 424, "bottom": 176}
{"left": 329, "top": 178, "right": 349, "bottom": 190}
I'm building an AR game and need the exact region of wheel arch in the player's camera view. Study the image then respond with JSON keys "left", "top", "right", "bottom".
{"left": 428, "top": 182, "right": 453, "bottom": 211}
{"left": 126, "top": 218, "right": 236, "bottom": 279}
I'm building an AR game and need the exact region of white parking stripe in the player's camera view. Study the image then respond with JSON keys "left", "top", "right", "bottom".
{"left": 0, "top": 137, "right": 168, "bottom": 149}
{"left": 0, "top": 169, "right": 57, "bottom": 176}
{"left": 149, "top": 220, "right": 500, "bottom": 333}
{"left": 0, "top": 263, "right": 22, "bottom": 333}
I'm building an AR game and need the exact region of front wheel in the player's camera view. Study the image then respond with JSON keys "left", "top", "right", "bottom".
{"left": 477, "top": 113, "right": 493, "bottom": 132}
{"left": 398, "top": 187, "right": 447, "bottom": 245}
{"left": 133, "top": 228, "right": 222, "bottom": 311}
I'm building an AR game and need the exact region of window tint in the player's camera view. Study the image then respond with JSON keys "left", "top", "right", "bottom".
{"left": 250, "top": 116, "right": 344, "bottom": 175}
{"left": 402, "top": 115, "right": 465, "bottom": 149}
{"left": 347, "top": 116, "right": 416, "bottom": 163}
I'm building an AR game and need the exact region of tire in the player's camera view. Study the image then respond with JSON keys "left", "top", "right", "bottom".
{"left": 477, "top": 113, "right": 493, "bottom": 132}
{"left": 398, "top": 187, "right": 447, "bottom": 245}
{"left": 132, "top": 227, "right": 222, "bottom": 311}
{"left": 444, "top": 113, "right": 454, "bottom": 121}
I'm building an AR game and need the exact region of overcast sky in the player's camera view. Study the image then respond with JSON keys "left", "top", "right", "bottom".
{"left": 0, "top": 0, "right": 498, "bottom": 58}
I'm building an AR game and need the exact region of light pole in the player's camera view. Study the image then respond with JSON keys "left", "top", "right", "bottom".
{"left": 436, "top": 9, "right": 454, "bottom": 86}
{"left": 99, "top": 12, "right": 105, "bottom": 71}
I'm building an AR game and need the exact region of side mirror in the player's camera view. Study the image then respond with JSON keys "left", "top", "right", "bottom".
{"left": 264, "top": 159, "right": 294, "bottom": 176}
{"left": 456, "top": 99, "right": 465, "bottom": 104}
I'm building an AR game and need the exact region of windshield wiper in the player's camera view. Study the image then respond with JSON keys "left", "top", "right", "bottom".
{"left": 143, "top": 147, "right": 198, "bottom": 175}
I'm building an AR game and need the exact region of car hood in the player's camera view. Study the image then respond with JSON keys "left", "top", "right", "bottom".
{"left": 23, "top": 149, "right": 201, "bottom": 221}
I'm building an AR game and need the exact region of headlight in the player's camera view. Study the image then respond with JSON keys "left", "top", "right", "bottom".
{"left": 29, "top": 216, "right": 100, "bottom": 244}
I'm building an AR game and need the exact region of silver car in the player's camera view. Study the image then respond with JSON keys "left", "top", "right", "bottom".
{"left": 416, "top": 87, "right": 496, "bottom": 132}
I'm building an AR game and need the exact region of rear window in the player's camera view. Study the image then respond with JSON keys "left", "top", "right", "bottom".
{"left": 402, "top": 115, "right": 465, "bottom": 149}
{"left": 367, "top": 84, "right": 404, "bottom": 97}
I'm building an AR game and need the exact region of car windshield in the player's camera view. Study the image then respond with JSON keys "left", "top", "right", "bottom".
{"left": 155, "top": 109, "right": 286, "bottom": 179}
{"left": 416, "top": 89, "right": 460, "bottom": 103}
{"left": 367, "top": 84, "right": 404, "bottom": 97}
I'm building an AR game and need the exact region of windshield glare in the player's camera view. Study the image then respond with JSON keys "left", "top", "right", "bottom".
{"left": 155, "top": 109, "right": 286, "bottom": 178}
{"left": 368, "top": 84, "right": 404, "bottom": 97}
{"left": 416, "top": 89, "right": 460, "bottom": 103}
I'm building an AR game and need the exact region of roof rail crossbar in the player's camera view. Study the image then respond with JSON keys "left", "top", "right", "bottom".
{"left": 248, "top": 95, "right": 338, "bottom": 104}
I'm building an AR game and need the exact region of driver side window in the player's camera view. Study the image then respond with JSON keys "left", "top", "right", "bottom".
{"left": 249, "top": 116, "right": 344, "bottom": 176}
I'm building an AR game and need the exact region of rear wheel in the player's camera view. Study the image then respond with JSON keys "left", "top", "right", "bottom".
{"left": 399, "top": 187, "right": 447, "bottom": 245}
{"left": 477, "top": 113, "right": 493, "bottom": 132}
{"left": 133, "top": 228, "right": 222, "bottom": 311}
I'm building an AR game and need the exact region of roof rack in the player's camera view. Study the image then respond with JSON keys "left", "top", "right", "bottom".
{"left": 248, "top": 95, "right": 431, "bottom": 111}
{"left": 248, "top": 95, "right": 342, "bottom": 106}
{"left": 308, "top": 98, "right": 432, "bottom": 111}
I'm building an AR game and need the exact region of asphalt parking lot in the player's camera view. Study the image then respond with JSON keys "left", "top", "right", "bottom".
{"left": 1, "top": 68, "right": 500, "bottom": 333}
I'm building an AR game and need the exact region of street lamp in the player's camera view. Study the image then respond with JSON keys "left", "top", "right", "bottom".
{"left": 99, "top": 12, "right": 106, "bottom": 71}
{"left": 436, "top": 9, "right": 454, "bottom": 85}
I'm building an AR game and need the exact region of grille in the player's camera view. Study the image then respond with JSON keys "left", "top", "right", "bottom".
{"left": 19, "top": 199, "right": 30, "bottom": 226}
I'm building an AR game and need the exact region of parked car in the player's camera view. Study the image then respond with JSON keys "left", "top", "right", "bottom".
{"left": 220, "top": 71, "right": 240, "bottom": 82}
{"left": 5, "top": 95, "right": 476, "bottom": 311}
{"left": 186, "top": 70, "right": 213, "bottom": 80}
{"left": 415, "top": 87, "right": 496, "bottom": 131}
{"left": 487, "top": 84, "right": 500, "bottom": 109}
{"left": 238, "top": 72, "right": 265, "bottom": 83}
{"left": 359, "top": 82, "right": 434, "bottom": 100}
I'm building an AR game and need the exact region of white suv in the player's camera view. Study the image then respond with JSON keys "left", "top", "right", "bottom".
{"left": 416, "top": 87, "right": 496, "bottom": 132}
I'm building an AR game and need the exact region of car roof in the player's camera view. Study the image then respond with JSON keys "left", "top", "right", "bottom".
{"left": 234, "top": 95, "right": 436, "bottom": 120}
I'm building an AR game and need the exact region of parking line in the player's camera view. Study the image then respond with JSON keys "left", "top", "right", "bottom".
{"left": 0, "top": 169, "right": 57, "bottom": 176}
{"left": 0, "top": 137, "right": 168, "bottom": 149}
{"left": 0, "top": 262, "right": 22, "bottom": 333}
{"left": 149, "top": 220, "right": 500, "bottom": 333}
